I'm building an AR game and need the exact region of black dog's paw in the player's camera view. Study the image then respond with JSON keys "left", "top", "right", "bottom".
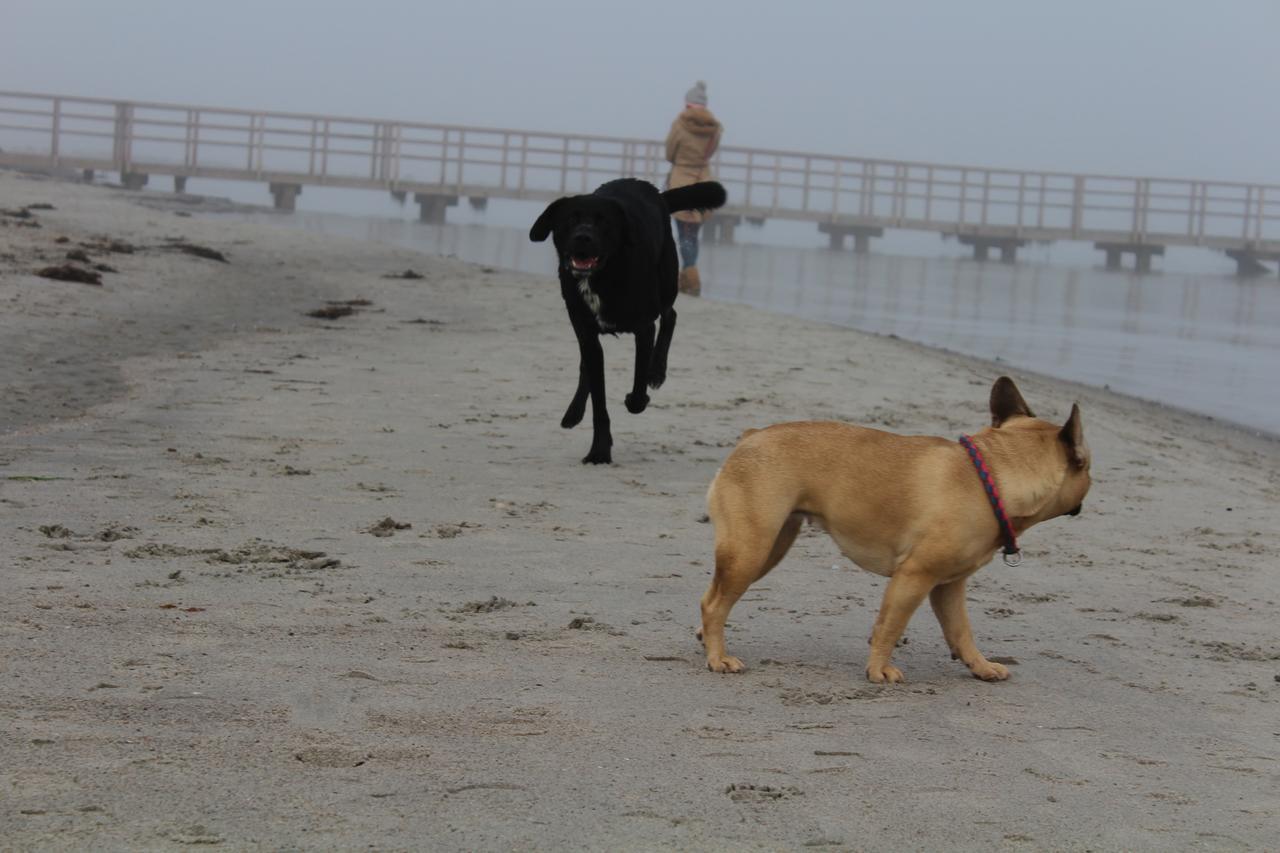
{"left": 582, "top": 446, "right": 613, "bottom": 465}
{"left": 561, "top": 402, "right": 586, "bottom": 429}
{"left": 647, "top": 368, "right": 666, "bottom": 390}
{"left": 625, "top": 392, "right": 649, "bottom": 414}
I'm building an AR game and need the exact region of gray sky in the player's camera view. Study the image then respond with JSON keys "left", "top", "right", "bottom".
{"left": 4, "top": 0, "right": 1278, "bottom": 183}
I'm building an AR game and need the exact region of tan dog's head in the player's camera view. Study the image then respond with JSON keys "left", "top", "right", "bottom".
{"left": 986, "top": 376, "right": 1092, "bottom": 521}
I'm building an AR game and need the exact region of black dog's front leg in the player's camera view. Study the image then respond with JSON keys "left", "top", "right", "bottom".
{"left": 566, "top": 309, "right": 612, "bottom": 464}
{"left": 561, "top": 360, "right": 589, "bottom": 429}
{"left": 626, "top": 320, "right": 655, "bottom": 414}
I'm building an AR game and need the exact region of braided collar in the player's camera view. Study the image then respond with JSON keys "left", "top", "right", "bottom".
{"left": 958, "top": 435, "right": 1022, "bottom": 566}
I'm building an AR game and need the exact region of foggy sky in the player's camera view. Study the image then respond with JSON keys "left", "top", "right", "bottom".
{"left": 4, "top": 0, "right": 1278, "bottom": 184}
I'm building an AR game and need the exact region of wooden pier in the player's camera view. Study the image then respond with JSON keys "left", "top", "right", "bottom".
{"left": 3, "top": 90, "right": 1278, "bottom": 275}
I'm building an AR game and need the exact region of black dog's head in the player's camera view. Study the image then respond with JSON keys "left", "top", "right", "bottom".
{"left": 529, "top": 196, "right": 627, "bottom": 279}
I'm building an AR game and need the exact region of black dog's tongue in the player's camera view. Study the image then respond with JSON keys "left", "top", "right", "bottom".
{"left": 570, "top": 256, "right": 599, "bottom": 271}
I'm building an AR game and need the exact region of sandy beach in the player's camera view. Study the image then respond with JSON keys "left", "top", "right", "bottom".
{"left": 2, "top": 170, "right": 1277, "bottom": 850}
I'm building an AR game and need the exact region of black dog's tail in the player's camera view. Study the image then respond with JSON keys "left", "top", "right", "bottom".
{"left": 662, "top": 181, "right": 727, "bottom": 215}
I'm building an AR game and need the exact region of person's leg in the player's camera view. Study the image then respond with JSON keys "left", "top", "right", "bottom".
{"left": 677, "top": 221, "right": 703, "bottom": 295}
{"left": 677, "top": 221, "right": 702, "bottom": 268}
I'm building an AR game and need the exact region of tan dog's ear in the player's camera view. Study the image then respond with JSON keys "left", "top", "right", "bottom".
{"left": 1059, "top": 403, "right": 1087, "bottom": 467}
{"left": 990, "top": 376, "right": 1035, "bottom": 426}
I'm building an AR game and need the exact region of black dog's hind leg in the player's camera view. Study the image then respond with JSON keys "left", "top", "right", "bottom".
{"left": 562, "top": 360, "right": 589, "bottom": 428}
{"left": 566, "top": 308, "right": 612, "bottom": 464}
{"left": 649, "top": 307, "right": 676, "bottom": 389}
{"left": 626, "top": 320, "right": 655, "bottom": 414}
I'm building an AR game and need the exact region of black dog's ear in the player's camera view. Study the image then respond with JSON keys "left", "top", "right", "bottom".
{"left": 990, "top": 376, "right": 1035, "bottom": 426}
{"left": 530, "top": 199, "right": 565, "bottom": 242}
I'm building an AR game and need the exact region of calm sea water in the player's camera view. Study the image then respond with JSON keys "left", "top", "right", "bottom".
{"left": 233, "top": 211, "right": 1280, "bottom": 437}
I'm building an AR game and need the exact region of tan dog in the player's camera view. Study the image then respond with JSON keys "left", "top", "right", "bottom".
{"left": 698, "top": 377, "right": 1091, "bottom": 683}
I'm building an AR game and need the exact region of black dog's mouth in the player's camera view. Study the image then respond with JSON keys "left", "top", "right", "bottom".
{"left": 569, "top": 255, "right": 601, "bottom": 274}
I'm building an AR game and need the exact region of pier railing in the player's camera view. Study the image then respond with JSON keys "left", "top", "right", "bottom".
{"left": 3, "top": 90, "right": 1278, "bottom": 252}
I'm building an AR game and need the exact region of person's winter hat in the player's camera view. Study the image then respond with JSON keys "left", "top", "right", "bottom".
{"left": 685, "top": 80, "right": 708, "bottom": 107}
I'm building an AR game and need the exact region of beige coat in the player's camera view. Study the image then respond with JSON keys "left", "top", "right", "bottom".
{"left": 665, "top": 107, "right": 722, "bottom": 223}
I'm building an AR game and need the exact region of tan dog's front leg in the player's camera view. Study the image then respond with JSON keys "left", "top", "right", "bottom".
{"left": 929, "top": 578, "right": 1009, "bottom": 681}
{"left": 866, "top": 570, "right": 934, "bottom": 683}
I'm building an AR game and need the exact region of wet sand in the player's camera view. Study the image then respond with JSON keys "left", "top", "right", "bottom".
{"left": 233, "top": 209, "right": 1280, "bottom": 437}
{"left": 2, "top": 171, "right": 1278, "bottom": 850}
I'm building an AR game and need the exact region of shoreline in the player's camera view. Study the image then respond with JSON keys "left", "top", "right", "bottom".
{"left": 9, "top": 168, "right": 1273, "bottom": 444}
{"left": 2, "top": 171, "right": 1277, "bottom": 849}
{"left": 833, "top": 327, "right": 1280, "bottom": 445}
{"left": 207, "top": 199, "right": 1280, "bottom": 444}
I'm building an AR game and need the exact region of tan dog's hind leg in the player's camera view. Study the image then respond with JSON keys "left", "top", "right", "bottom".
{"left": 929, "top": 578, "right": 1009, "bottom": 681}
{"left": 699, "top": 514, "right": 801, "bottom": 673}
{"left": 866, "top": 568, "right": 934, "bottom": 683}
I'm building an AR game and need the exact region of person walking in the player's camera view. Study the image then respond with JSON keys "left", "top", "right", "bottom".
{"left": 665, "top": 80, "right": 723, "bottom": 297}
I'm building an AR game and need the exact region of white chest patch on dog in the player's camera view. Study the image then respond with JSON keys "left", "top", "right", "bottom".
{"left": 577, "top": 276, "right": 613, "bottom": 331}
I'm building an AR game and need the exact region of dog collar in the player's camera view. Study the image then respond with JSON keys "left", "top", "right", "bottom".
{"left": 958, "top": 435, "right": 1022, "bottom": 566}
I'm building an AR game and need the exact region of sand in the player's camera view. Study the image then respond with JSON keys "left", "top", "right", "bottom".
{"left": 2, "top": 170, "right": 1278, "bottom": 851}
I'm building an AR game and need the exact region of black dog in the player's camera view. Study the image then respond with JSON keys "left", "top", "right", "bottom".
{"left": 530, "top": 178, "right": 726, "bottom": 464}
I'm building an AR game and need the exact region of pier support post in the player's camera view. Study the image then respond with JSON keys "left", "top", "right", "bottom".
{"left": 270, "top": 182, "right": 302, "bottom": 212}
{"left": 957, "top": 235, "right": 1025, "bottom": 264}
{"left": 818, "top": 223, "right": 884, "bottom": 253}
{"left": 81, "top": 169, "right": 95, "bottom": 184}
{"left": 414, "top": 193, "right": 458, "bottom": 224}
{"left": 174, "top": 175, "right": 188, "bottom": 194}
{"left": 704, "top": 214, "right": 741, "bottom": 245}
{"left": 468, "top": 196, "right": 489, "bottom": 212}
{"left": 121, "top": 171, "right": 148, "bottom": 191}
{"left": 1225, "top": 249, "right": 1277, "bottom": 277}
{"left": 1094, "top": 242, "right": 1164, "bottom": 273}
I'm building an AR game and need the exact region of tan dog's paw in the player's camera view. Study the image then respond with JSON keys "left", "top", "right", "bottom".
{"left": 707, "top": 655, "right": 745, "bottom": 674}
{"left": 865, "top": 663, "right": 905, "bottom": 684}
{"left": 968, "top": 659, "right": 1010, "bottom": 681}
